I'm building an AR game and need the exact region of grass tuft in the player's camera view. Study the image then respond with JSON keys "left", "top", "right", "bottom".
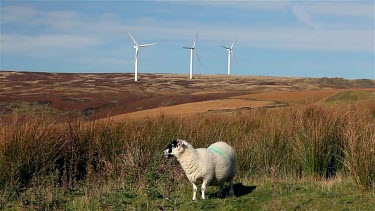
{"left": 1, "top": 101, "right": 374, "bottom": 208}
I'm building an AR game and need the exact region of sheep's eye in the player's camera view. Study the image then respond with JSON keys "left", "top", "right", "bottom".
{"left": 171, "top": 140, "right": 178, "bottom": 147}
{"left": 164, "top": 140, "right": 179, "bottom": 153}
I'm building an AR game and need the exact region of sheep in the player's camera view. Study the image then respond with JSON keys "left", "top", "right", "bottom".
{"left": 163, "top": 139, "right": 236, "bottom": 200}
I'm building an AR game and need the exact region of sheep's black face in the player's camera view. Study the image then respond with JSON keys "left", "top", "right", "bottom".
{"left": 163, "top": 139, "right": 179, "bottom": 158}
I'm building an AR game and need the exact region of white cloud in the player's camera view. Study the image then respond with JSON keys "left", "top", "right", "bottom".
{"left": 252, "top": 29, "right": 372, "bottom": 52}
{"left": 214, "top": 0, "right": 375, "bottom": 19}
{"left": 291, "top": 4, "right": 320, "bottom": 30}
{"left": 1, "top": 34, "right": 102, "bottom": 55}
{"left": 290, "top": 2, "right": 374, "bottom": 30}
{"left": 304, "top": 2, "right": 374, "bottom": 18}
{"left": 0, "top": 5, "right": 39, "bottom": 22}
{"left": 1, "top": 3, "right": 373, "bottom": 57}
{"left": 1, "top": 6, "right": 95, "bottom": 33}
{"left": 287, "top": 2, "right": 373, "bottom": 51}
{"left": 196, "top": 26, "right": 372, "bottom": 52}
{"left": 186, "top": 1, "right": 291, "bottom": 11}
{"left": 76, "top": 57, "right": 132, "bottom": 67}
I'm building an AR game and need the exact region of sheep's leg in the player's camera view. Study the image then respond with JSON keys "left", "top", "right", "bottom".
{"left": 229, "top": 179, "right": 234, "bottom": 197}
{"left": 192, "top": 183, "right": 198, "bottom": 201}
{"left": 218, "top": 184, "right": 224, "bottom": 198}
{"left": 201, "top": 181, "right": 208, "bottom": 200}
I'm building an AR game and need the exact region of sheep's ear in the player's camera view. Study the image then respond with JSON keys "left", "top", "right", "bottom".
{"left": 177, "top": 139, "right": 184, "bottom": 147}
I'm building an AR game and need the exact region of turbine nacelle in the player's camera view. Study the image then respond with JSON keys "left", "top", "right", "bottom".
{"left": 222, "top": 41, "right": 235, "bottom": 51}
{"left": 129, "top": 33, "right": 156, "bottom": 48}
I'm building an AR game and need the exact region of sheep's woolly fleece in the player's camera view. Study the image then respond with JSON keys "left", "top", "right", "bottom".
{"left": 164, "top": 139, "right": 236, "bottom": 200}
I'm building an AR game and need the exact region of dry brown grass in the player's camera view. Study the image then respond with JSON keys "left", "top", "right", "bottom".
{"left": 1, "top": 100, "right": 374, "bottom": 210}
{"left": 2, "top": 101, "right": 374, "bottom": 190}
{"left": 234, "top": 88, "right": 375, "bottom": 104}
{"left": 1, "top": 71, "right": 374, "bottom": 209}
{"left": 111, "top": 98, "right": 274, "bottom": 120}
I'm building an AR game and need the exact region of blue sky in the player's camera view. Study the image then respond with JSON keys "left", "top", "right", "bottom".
{"left": 1, "top": 1, "right": 374, "bottom": 79}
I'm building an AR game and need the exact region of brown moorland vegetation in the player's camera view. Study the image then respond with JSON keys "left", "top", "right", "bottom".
{"left": 1, "top": 71, "right": 374, "bottom": 119}
{"left": 0, "top": 71, "right": 374, "bottom": 209}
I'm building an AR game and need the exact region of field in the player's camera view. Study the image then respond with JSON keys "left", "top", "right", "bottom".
{"left": 0, "top": 71, "right": 375, "bottom": 210}
{"left": 1, "top": 71, "right": 374, "bottom": 118}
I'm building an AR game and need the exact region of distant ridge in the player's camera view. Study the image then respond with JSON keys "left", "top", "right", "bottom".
{"left": 1, "top": 70, "right": 375, "bottom": 84}
{"left": 1, "top": 71, "right": 374, "bottom": 119}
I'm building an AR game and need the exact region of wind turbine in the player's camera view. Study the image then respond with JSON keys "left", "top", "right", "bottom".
{"left": 183, "top": 33, "right": 201, "bottom": 79}
{"left": 128, "top": 33, "right": 156, "bottom": 82}
{"left": 222, "top": 41, "right": 235, "bottom": 75}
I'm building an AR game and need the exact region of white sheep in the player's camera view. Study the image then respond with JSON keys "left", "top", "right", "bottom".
{"left": 163, "top": 139, "right": 236, "bottom": 200}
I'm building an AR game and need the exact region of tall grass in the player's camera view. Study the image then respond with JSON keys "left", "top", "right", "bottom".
{"left": 1, "top": 101, "right": 374, "bottom": 206}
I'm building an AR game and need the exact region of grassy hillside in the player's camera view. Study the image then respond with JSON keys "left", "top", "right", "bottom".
{"left": 324, "top": 90, "right": 375, "bottom": 104}
{"left": 1, "top": 71, "right": 374, "bottom": 118}
{"left": 1, "top": 71, "right": 374, "bottom": 209}
{"left": 1, "top": 101, "right": 374, "bottom": 209}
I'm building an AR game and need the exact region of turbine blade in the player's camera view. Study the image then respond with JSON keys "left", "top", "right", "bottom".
{"left": 230, "top": 41, "right": 235, "bottom": 49}
{"left": 195, "top": 50, "right": 202, "bottom": 65}
{"left": 231, "top": 50, "right": 236, "bottom": 62}
{"left": 139, "top": 43, "right": 157, "bottom": 47}
{"left": 183, "top": 47, "right": 193, "bottom": 49}
{"left": 222, "top": 46, "right": 230, "bottom": 50}
{"left": 193, "top": 32, "right": 198, "bottom": 48}
{"left": 128, "top": 33, "right": 139, "bottom": 46}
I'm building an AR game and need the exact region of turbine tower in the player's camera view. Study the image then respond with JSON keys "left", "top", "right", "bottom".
{"left": 183, "top": 33, "right": 201, "bottom": 79}
{"left": 128, "top": 33, "right": 156, "bottom": 82}
{"left": 222, "top": 41, "right": 235, "bottom": 75}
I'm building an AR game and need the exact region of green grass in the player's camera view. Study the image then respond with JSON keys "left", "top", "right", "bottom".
{"left": 0, "top": 101, "right": 63, "bottom": 116}
{"left": 3, "top": 177, "right": 374, "bottom": 210}
{"left": 324, "top": 90, "right": 375, "bottom": 104}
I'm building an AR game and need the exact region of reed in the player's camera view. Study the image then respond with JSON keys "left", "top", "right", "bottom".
{"left": 1, "top": 101, "right": 374, "bottom": 205}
